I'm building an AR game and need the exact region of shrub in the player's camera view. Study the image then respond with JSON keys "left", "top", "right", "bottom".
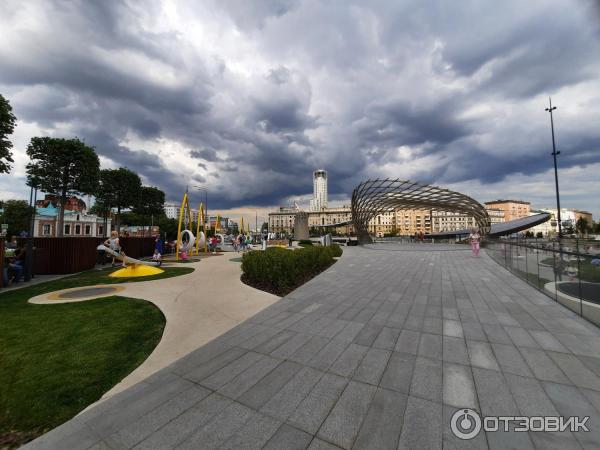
{"left": 298, "top": 239, "right": 313, "bottom": 247}
{"left": 327, "top": 244, "right": 343, "bottom": 257}
{"left": 241, "top": 245, "right": 340, "bottom": 296}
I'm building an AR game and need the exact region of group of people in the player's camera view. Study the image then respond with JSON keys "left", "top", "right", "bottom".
{"left": 413, "top": 231, "right": 426, "bottom": 242}
{"left": 232, "top": 234, "right": 252, "bottom": 253}
{"left": 2, "top": 245, "right": 27, "bottom": 287}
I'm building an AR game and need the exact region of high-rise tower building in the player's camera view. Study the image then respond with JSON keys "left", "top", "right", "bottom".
{"left": 309, "top": 169, "right": 328, "bottom": 211}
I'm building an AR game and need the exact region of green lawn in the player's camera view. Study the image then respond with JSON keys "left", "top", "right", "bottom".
{"left": 540, "top": 257, "right": 600, "bottom": 283}
{"left": 0, "top": 266, "right": 193, "bottom": 448}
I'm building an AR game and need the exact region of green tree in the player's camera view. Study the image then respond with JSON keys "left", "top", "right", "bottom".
{"left": 133, "top": 186, "right": 165, "bottom": 236}
{"left": 26, "top": 137, "right": 99, "bottom": 237}
{"left": 155, "top": 216, "right": 178, "bottom": 240}
{"left": 0, "top": 200, "right": 33, "bottom": 238}
{"left": 576, "top": 217, "right": 589, "bottom": 237}
{"left": 261, "top": 222, "right": 268, "bottom": 233}
{"left": 0, "top": 94, "right": 17, "bottom": 174}
{"left": 97, "top": 168, "right": 141, "bottom": 232}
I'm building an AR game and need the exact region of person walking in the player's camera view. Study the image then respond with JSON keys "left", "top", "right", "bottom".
{"left": 233, "top": 234, "right": 239, "bottom": 252}
{"left": 469, "top": 228, "right": 481, "bottom": 257}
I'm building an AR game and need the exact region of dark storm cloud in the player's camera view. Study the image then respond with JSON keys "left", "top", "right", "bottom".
{"left": 354, "top": 99, "right": 471, "bottom": 149}
{"left": 190, "top": 149, "right": 223, "bottom": 162}
{"left": 1, "top": 0, "right": 599, "bottom": 210}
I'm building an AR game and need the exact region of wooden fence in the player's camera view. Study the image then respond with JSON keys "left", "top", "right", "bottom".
{"left": 11, "top": 237, "right": 157, "bottom": 275}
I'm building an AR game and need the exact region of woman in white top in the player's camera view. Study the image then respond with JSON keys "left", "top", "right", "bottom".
{"left": 468, "top": 228, "right": 481, "bottom": 257}
{"left": 104, "top": 231, "right": 127, "bottom": 267}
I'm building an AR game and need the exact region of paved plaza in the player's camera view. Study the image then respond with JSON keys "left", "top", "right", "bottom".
{"left": 25, "top": 243, "right": 600, "bottom": 449}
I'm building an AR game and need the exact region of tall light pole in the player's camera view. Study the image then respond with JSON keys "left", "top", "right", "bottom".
{"left": 545, "top": 98, "right": 562, "bottom": 239}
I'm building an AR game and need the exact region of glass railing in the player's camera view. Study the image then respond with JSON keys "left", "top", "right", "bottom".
{"left": 485, "top": 237, "right": 600, "bottom": 326}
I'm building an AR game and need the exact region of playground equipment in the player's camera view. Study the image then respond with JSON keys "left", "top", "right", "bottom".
{"left": 195, "top": 202, "right": 207, "bottom": 255}
{"left": 97, "top": 245, "right": 164, "bottom": 277}
{"left": 175, "top": 192, "right": 193, "bottom": 260}
{"left": 179, "top": 229, "right": 196, "bottom": 259}
{"left": 176, "top": 192, "right": 209, "bottom": 259}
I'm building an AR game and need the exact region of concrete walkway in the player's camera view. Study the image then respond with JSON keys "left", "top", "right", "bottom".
{"left": 24, "top": 244, "right": 600, "bottom": 449}
{"left": 28, "top": 254, "right": 279, "bottom": 401}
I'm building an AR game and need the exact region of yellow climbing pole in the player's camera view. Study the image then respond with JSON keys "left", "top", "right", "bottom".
{"left": 175, "top": 192, "right": 193, "bottom": 261}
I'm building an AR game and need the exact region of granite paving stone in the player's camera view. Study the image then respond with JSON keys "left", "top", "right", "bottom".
{"left": 466, "top": 340, "right": 500, "bottom": 371}
{"left": 262, "top": 424, "right": 313, "bottom": 450}
{"left": 547, "top": 351, "right": 600, "bottom": 391}
{"left": 351, "top": 347, "right": 391, "bottom": 385}
{"left": 491, "top": 343, "right": 534, "bottom": 377}
{"left": 237, "top": 360, "right": 302, "bottom": 410}
{"left": 443, "top": 336, "right": 469, "bottom": 365}
{"left": 352, "top": 387, "right": 407, "bottom": 450}
{"left": 26, "top": 244, "right": 600, "bottom": 450}
{"left": 410, "top": 356, "right": 443, "bottom": 403}
{"left": 287, "top": 373, "right": 349, "bottom": 435}
{"left": 219, "top": 414, "right": 281, "bottom": 450}
{"left": 394, "top": 329, "right": 420, "bottom": 355}
{"left": 397, "top": 396, "right": 443, "bottom": 450}
{"left": 372, "top": 326, "right": 401, "bottom": 350}
{"left": 218, "top": 355, "right": 282, "bottom": 400}
{"left": 379, "top": 351, "right": 415, "bottom": 394}
{"left": 176, "top": 401, "right": 256, "bottom": 449}
{"left": 519, "top": 347, "right": 570, "bottom": 384}
{"left": 316, "top": 380, "right": 376, "bottom": 449}
{"left": 329, "top": 343, "right": 369, "bottom": 377}
{"left": 443, "top": 362, "right": 478, "bottom": 409}
{"left": 418, "top": 332, "right": 443, "bottom": 360}
{"left": 260, "top": 366, "right": 323, "bottom": 421}
{"left": 308, "top": 339, "right": 350, "bottom": 371}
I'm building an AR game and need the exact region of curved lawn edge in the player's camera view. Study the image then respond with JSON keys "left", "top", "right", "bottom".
{"left": 0, "top": 295, "right": 165, "bottom": 449}
{"left": 0, "top": 268, "right": 186, "bottom": 449}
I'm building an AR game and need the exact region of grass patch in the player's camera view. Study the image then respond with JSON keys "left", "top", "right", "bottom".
{"left": 241, "top": 245, "right": 342, "bottom": 296}
{"left": 540, "top": 257, "right": 600, "bottom": 283}
{"left": 0, "top": 266, "right": 192, "bottom": 448}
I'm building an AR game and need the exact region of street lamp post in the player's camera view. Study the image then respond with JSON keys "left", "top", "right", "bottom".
{"left": 545, "top": 98, "right": 562, "bottom": 239}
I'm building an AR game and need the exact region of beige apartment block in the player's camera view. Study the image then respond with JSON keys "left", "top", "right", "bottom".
{"left": 485, "top": 207, "right": 505, "bottom": 224}
{"left": 268, "top": 205, "right": 434, "bottom": 237}
{"left": 431, "top": 211, "right": 476, "bottom": 233}
{"left": 484, "top": 199, "right": 530, "bottom": 222}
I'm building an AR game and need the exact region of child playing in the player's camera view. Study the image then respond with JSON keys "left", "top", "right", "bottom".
{"left": 152, "top": 248, "right": 162, "bottom": 266}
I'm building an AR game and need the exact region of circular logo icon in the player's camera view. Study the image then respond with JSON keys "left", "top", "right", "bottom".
{"left": 451, "top": 408, "right": 482, "bottom": 440}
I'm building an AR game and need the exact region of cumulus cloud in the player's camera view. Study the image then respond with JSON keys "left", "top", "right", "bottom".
{"left": 0, "top": 0, "right": 599, "bottom": 216}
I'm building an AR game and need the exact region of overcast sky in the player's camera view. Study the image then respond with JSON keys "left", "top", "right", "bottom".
{"left": 1, "top": 0, "right": 599, "bottom": 221}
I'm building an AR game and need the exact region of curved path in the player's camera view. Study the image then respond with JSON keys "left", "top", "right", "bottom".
{"left": 30, "top": 254, "right": 279, "bottom": 402}
{"left": 25, "top": 244, "right": 600, "bottom": 449}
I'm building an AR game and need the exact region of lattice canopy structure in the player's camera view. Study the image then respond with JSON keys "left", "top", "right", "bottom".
{"left": 351, "top": 179, "right": 491, "bottom": 244}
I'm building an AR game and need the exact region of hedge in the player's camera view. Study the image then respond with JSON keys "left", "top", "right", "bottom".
{"left": 241, "top": 245, "right": 342, "bottom": 296}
